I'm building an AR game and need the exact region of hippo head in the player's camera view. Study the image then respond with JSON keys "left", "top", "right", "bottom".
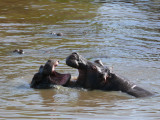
{"left": 42, "top": 60, "right": 59, "bottom": 75}
{"left": 66, "top": 52, "right": 111, "bottom": 89}
{"left": 66, "top": 52, "right": 87, "bottom": 69}
{"left": 42, "top": 59, "right": 71, "bottom": 85}
{"left": 31, "top": 59, "right": 71, "bottom": 89}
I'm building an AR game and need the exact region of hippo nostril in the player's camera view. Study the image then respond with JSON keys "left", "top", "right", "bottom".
{"left": 47, "top": 60, "right": 52, "bottom": 62}
{"left": 72, "top": 52, "right": 78, "bottom": 55}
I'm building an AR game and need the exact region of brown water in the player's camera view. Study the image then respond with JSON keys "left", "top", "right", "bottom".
{"left": 0, "top": 0, "right": 160, "bottom": 119}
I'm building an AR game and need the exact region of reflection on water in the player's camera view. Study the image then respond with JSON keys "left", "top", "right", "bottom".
{"left": 0, "top": 0, "right": 160, "bottom": 119}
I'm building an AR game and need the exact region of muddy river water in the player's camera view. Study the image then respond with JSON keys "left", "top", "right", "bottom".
{"left": 0, "top": 0, "right": 160, "bottom": 119}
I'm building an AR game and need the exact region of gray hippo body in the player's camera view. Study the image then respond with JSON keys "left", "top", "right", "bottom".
{"left": 66, "top": 52, "right": 153, "bottom": 98}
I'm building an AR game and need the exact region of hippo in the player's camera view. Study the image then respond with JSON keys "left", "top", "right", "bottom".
{"left": 13, "top": 49, "right": 24, "bottom": 54}
{"left": 30, "top": 60, "right": 71, "bottom": 89}
{"left": 66, "top": 52, "right": 153, "bottom": 98}
{"left": 50, "top": 32, "right": 63, "bottom": 36}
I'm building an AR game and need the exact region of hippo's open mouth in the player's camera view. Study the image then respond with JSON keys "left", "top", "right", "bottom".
{"left": 49, "top": 71, "right": 71, "bottom": 85}
{"left": 30, "top": 60, "right": 71, "bottom": 89}
{"left": 47, "top": 60, "right": 71, "bottom": 86}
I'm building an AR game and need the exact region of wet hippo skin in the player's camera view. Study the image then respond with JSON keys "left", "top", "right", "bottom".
{"left": 30, "top": 60, "right": 71, "bottom": 89}
{"left": 66, "top": 52, "right": 153, "bottom": 98}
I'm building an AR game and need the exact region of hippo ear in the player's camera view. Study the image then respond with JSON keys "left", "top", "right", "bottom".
{"left": 38, "top": 65, "right": 44, "bottom": 73}
{"left": 94, "top": 60, "right": 104, "bottom": 66}
{"left": 66, "top": 59, "right": 79, "bottom": 68}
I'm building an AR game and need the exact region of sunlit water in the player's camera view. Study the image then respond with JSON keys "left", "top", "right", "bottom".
{"left": 0, "top": 0, "right": 160, "bottom": 119}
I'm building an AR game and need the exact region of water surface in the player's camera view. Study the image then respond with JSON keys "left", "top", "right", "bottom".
{"left": 0, "top": 0, "right": 160, "bottom": 119}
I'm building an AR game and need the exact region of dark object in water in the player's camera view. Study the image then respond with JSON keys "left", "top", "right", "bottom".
{"left": 13, "top": 49, "right": 24, "bottom": 54}
{"left": 50, "top": 32, "right": 63, "bottom": 36}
